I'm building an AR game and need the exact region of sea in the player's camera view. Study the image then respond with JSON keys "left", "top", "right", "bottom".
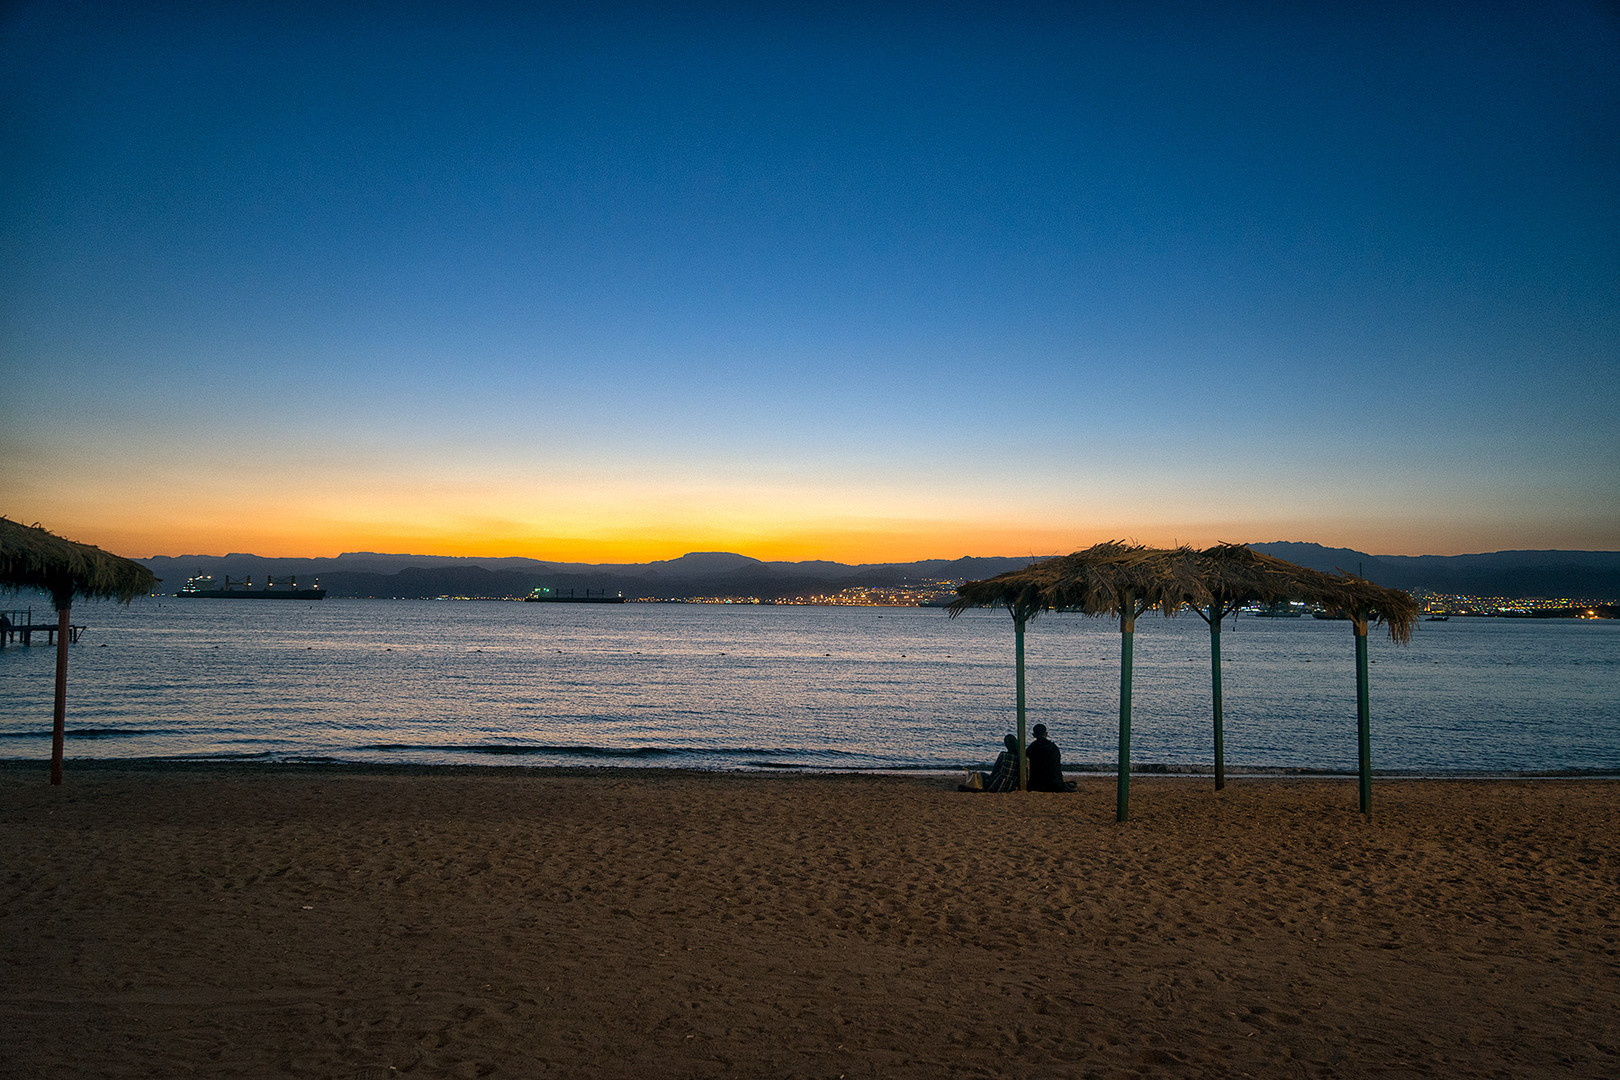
{"left": 1, "top": 597, "right": 1616, "bottom": 775}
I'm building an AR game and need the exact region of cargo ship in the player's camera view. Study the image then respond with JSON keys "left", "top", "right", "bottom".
{"left": 175, "top": 574, "right": 326, "bottom": 600}
{"left": 524, "top": 586, "right": 624, "bottom": 603}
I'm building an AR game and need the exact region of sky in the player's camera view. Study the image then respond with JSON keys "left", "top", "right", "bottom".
{"left": 3, "top": 2, "right": 1617, "bottom": 563}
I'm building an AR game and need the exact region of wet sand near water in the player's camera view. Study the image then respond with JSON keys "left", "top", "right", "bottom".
{"left": 2, "top": 764, "right": 1616, "bottom": 1078}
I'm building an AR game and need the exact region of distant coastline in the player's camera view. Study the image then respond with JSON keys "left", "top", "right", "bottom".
{"left": 131, "top": 543, "right": 1620, "bottom": 604}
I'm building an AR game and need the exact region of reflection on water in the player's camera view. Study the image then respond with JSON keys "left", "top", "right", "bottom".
{"left": 0, "top": 598, "right": 1615, "bottom": 773}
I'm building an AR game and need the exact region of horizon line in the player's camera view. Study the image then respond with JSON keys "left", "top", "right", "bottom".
{"left": 132, "top": 541, "right": 1620, "bottom": 566}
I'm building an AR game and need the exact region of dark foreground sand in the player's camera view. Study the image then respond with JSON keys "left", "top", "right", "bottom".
{"left": 2, "top": 765, "right": 1616, "bottom": 1079}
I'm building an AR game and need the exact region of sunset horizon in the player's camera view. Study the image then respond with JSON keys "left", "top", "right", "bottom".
{"left": 5, "top": 3, "right": 1615, "bottom": 580}
{"left": 9, "top": 508, "right": 1617, "bottom": 568}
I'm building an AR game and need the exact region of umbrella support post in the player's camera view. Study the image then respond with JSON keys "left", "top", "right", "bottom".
{"left": 50, "top": 603, "right": 70, "bottom": 786}
{"left": 1014, "top": 615, "right": 1028, "bottom": 791}
{"left": 1117, "top": 605, "right": 1134, "bottom": 822}
{"left": 1354, "top": 618, "right": 1371, "bottom": 815}
{"left": 1211, "top": 610, "right": 1225, "bottom": 791}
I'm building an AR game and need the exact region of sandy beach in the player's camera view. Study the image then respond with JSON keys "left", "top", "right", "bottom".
{"left": 2, "top": 765, "right": 1615, "bottom": 1078}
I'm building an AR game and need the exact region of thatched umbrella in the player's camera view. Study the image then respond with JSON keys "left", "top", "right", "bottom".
{"left": 1184, "top": 544, "right": 1417, "bottom": 809}
{"left": 1182, "top": 543, "right": 1311, "bottom": 792}
{"left": 1268, "top": 558, "right": 1417, "bottom": 815}
{"left": 944, "top": 562, "right": 1043, "bottom": 788}
{"left": 951, "top": 541, "right": 1417, "bottom": 819}
{"left": 0, "top": 518, "right": 156, "bottom": 784}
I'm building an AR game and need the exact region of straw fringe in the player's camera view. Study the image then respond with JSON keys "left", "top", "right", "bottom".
{"left": 0, "top": 517, "right": 157, "bottom": 607}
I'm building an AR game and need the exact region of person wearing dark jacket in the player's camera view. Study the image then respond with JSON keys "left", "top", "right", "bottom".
{"left": 1026, "top": 723, "right": 1074, "bottom": 792}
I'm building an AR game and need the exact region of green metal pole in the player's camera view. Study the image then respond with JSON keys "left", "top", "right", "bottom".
{"left": 1355, "top": 618, "right": 1371, "bottom": 815}
{"left": 1117, "top": 601, "right": 1135, "bottom": 822}
{"left": 1211, "top": 605, "right": 1225, "bottom": 791}
{"left": 1014, "top": 614, "right": 1028, "bottom": 791}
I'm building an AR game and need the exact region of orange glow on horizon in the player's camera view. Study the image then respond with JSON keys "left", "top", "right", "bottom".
{"left": 37, "top": 511, "right": 1616, "bottom": 567}
{"left": 70, "top": 520, "right": 1103, "bottom": 566}
{"left": 14, "top": 490, "right": 1618, "bottom": 565}
{"left": 41, "top": 505, "right": 1154, "bottom": 565}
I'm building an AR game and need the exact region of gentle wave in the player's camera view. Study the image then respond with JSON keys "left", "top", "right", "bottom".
{"left": 0, "top": 728, "right": 184, "bottom": 740}
{"left": 358, "top": 742, "right": 865, "bottom": 760}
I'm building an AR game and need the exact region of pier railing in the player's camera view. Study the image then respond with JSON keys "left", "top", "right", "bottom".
{"left": 0, "top": 608, "right": 84, "bottom": 648}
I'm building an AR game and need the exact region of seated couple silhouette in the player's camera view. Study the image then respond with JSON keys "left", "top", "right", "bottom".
{"left": 963, "top": 724, "right": 1076, "bottom": 792}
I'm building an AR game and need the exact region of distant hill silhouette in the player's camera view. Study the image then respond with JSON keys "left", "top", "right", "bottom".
{"left": 137, "top": 545, "right": 1620, "bottom": 601}
{"left": 1250, "top": 543, "right": 1620, "bottom": 599}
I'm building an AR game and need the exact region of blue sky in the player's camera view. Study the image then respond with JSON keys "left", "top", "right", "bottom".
{"left": 3, "top": 2, "right": 1617, "bottom": 560}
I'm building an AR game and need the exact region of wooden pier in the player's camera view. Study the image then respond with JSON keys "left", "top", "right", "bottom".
{"left": 0, "top": 608, "right": 83, "bottom": 648}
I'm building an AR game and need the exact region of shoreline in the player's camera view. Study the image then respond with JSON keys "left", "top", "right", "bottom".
{"left": 4, "top": 767, "right": 1618, "bottom": 1077}
{"left": 4, "top": 757, "right": 1620, "bottom": 781}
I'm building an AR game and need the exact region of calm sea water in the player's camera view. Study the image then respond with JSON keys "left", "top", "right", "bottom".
{"left": 1, "top": 598, "right": 1616, "bottom": 774}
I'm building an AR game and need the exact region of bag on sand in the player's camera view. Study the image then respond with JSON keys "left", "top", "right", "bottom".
{"left": 960, "top": 770, "right": 985, "bottom": 791}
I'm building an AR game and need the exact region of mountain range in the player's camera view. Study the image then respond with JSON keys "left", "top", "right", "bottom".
{"left": 136, "top": 544, "right": 1620, "bottom": 601}
{"left": 1252, "top": 543, "right": 1620, "bottom": 599}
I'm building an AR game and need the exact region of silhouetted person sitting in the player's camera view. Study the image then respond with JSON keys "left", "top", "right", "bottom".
{"left": 1026, "top": 723, "right": 1075, "bottom": 792}
{"left": 959, "top": 733, "right": 1025, "bottom": 792}
{"left": 984, "top": 733, "right": 1024, "bottom": 792}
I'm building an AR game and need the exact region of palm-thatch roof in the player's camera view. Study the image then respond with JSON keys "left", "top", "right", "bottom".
{"left": 947, "top": 541, "right": 1202, "bottom": 622}
{"left": 0, "top": 517, "right": 156, "bottom": 607}
{"left": 1190, "top": 543, "right": 1419, "bottom": 642}
{"left": 949, "top": 541, "right": 1418, "bottom": 641}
